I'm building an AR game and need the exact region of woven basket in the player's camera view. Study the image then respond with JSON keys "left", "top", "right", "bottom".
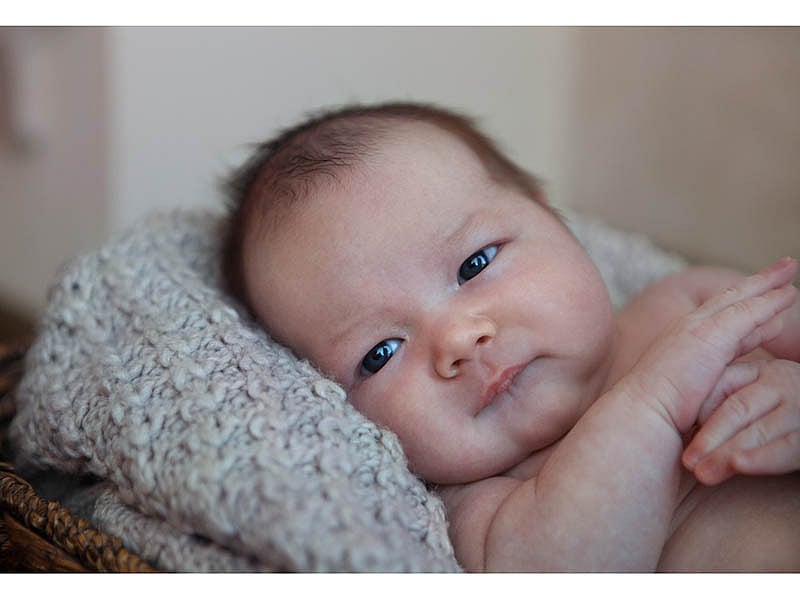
{"left": 0, "top": 338, "right": 157, "bottom": 572}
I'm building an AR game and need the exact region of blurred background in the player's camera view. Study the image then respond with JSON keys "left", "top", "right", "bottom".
{"left": 1, "top": 26, "right": 798, "bottom": 336}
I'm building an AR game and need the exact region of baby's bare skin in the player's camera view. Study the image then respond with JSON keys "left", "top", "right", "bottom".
{"left": 445, "top": 445, "right": 800, "bottom": 571}
{"left": 441, "top": 266, "right": 800, "bottom": 571}
{"left": 659, "top": 471, "right": 800, "bottom": 571}
{"left": 629, "top": 272, "right": 800, "bottom": 570}
{"left": 635, "top": 276, "right": 800, "bottom": 571}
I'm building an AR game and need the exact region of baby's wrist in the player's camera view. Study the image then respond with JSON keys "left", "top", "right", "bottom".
{"left": 614, "top": 371, "right": 697, "bottom": 435}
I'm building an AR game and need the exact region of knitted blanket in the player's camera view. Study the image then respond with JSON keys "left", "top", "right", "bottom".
{"left": 9, "top": 208, "right": 685, "bottom": 572}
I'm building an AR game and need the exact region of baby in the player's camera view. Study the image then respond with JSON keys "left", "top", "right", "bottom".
{"left": 222, "top": 102, "right": 800, "bottom": 571}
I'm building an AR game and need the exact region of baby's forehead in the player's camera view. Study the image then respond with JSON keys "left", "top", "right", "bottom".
{"left": 290, "top": 122, "right": 471, "bottom": 198}
{"left": 246, "top": 118, "right": 501, "bottom": 258}
{"left": 363, "top": 122, "right": 497, "bottom": 185}
{"left": 371, "top": 119, "right": 476, "bottom": 157}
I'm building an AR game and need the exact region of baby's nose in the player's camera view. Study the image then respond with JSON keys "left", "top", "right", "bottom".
{"left": 433, "top": 314, "right": 496, "bottom": 379}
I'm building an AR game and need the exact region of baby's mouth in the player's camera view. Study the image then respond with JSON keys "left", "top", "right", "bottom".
{"left": 478, "top": 362, "right": 529, "bottom": 413}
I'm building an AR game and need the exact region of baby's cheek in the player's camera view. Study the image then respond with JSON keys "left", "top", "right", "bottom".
{"left": 350, "top": 380, "right": 418, "bottom": 435}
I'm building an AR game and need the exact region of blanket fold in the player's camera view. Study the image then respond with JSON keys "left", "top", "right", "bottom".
{"left": 9, "top": 208, "right": 684, "bottom": 572}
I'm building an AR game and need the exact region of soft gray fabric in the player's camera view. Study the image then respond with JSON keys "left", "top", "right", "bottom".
{"left": 9, "top": 208, "right": 685, "bottom": 572}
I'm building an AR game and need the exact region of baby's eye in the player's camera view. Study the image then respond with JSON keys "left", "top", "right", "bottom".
{"left": 458, "top": 245, "right": 499, "bottom": 284}
{"left": 361, "top": 338, "right": 402, "bottom": 375}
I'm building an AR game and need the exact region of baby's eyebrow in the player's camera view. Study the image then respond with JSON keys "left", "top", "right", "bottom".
{"left": 324, "top": 314, "right": 386, "bottom": 386}
{"left": 443, "top": 210, "right": 485, "bottom": 247}
{"left": 327, "top": 313, "right": 363, "bottom": 351}
{"left": 326, "top": 310, "right": 387, "bottom": 357}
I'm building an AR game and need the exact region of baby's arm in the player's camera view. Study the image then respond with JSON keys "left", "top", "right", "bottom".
{"left": 474, "top": 258, "right": 798, "bottom": 571}
{"left": 682, "top": 358, "right": 800, "bottom": 485}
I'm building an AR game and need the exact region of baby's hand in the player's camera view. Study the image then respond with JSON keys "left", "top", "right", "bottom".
{"left": 682, "top": 359, "right": 800, "bottom": 485}
{"left": 623, "top": 257, "right": 797, "bottom": 434}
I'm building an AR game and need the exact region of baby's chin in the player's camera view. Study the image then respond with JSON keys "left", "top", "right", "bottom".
{"left": 409, "top": 442, "right": 533, "bottom": 486}
{"left": 406, "top": 414, "right": 576, "bottom": 486}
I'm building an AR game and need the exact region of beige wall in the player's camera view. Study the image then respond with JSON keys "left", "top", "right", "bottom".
{"left": 1, "top": 27, "right": 798, "bottom": 323}
{"left": 106, "top": 27, "right": 571, "bottom": 227}
{"left": 2, "top": 27, "right": 572, "bottom": 317}
{"left": 560, "top": 27, "right": 800, "bottom": 275}
{"left": 0, "top": 28, "right": 108, "bottom": 318}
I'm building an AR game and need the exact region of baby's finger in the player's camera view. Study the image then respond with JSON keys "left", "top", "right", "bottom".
{"left": 693, "top": 257, "right": 798, "bottom": 320}
{"left": 686, "top": 283, "right": 796, "bottom": 364}
{"left": 692, "top": 402, "right": 799, "bottom": 483}
{"left": 690, "top": 454, "right": 737, "bottom": 485}
{"left": 732, "top": 431, "right": 800, "bottom": 475}
{"left": 683, "top": 381, "right": 778, "bottom": 470}
{"left": 737, "top": 313, "right": 788, "bottom": 358}
{"left": 697, "top": 361, "right": 761, "bottom": 425}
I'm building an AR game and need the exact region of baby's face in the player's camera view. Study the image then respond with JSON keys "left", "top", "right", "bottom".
{"left": 244, "top": 123, "right": 616, "bottom": 484}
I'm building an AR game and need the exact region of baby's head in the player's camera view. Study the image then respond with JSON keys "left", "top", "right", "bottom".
{"left": 224, "top": 103, "right": 616, "bottom": 484}
{"left": 223, "top": 103, "right": 545, "bottom": 304}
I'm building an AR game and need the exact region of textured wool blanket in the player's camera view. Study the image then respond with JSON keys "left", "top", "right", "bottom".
{"left": 9, "top": 208, "right": 685, "bottom": 572}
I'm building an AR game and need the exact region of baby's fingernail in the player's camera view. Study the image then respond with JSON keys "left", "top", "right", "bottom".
{"left": 693, "top": 458, "right": 719, "bottom": 484}
{"left": 682, "top": 448, "right": 700, "bottom": 469}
